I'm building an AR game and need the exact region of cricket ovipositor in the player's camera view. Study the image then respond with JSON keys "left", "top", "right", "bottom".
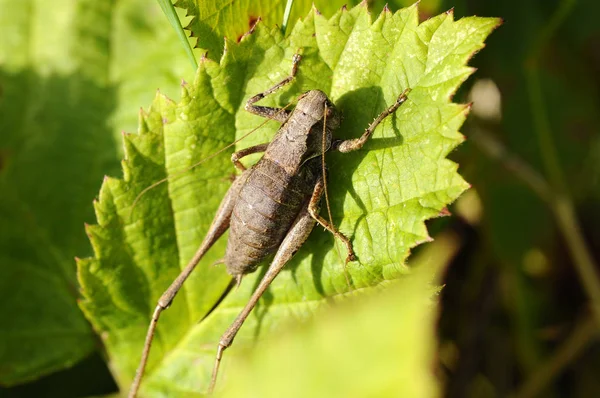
{"left": 128, "top": 53, "right": 411, "bottom": 397}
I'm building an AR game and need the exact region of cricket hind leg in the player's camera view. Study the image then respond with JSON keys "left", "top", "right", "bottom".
{"left": 244, "top": 53, "right": 301, "bottom": 123}
{"left": 333, "top": 87, "right": 412, "bottom": 153}
{"left": 208, "top": 199, "right": 317, "bottom": 393}
{"left": 128, "top": 171, "right": 250, "bottom": 398}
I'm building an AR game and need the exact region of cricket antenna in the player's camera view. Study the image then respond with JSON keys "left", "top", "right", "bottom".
{"left": 128, "top": 103, "right": 294, "bottom": 220}
{"left": 322, "top": 103, "right": 352, "bottom": 288}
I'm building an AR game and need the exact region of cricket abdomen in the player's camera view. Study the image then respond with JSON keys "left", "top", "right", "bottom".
{"left": 225, "top": 158, "right": 316, "bottom": 276}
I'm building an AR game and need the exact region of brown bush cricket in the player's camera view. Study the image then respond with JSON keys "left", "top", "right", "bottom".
{"left": 128, "top": 53, "right": 411, "bottom": 397}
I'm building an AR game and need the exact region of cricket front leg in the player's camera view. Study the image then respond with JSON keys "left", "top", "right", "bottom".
{"left": 128, "top": 171, "right": 250, "bottom": 398}
{"left": 334, "top": 87, "right": 412, "bottom": 153}
{"left": 208, "top": 201, "right": 317, "bottom": 393}
{"left": 230, "top": 143, "right": 269, "bottom": 171}
{"left": 244, "top": 53, "right": 301, "bottom": 123}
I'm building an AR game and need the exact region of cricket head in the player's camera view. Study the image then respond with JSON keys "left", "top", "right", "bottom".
{"left": 294, "top": 90, "right": 342, "bottom": 162}
{"left": 295, "top": 90, "right": 341, "bottom": 131}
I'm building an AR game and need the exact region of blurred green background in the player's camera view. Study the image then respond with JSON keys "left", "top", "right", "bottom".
{"left": 1, "top": 0, "right": 599, "bottom": 397}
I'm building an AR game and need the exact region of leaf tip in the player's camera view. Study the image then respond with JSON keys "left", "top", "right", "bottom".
{"left": 437, "top": 207, "right": 452, "bottom": 217}
{"left": 248, "top": 16, "right": 262, "bottom": 36}
{"left": 463, "top": 102, "right": 474, "bottom": 117}
{"left": 138, "top": 110, "right": 149, "bottom": 134}
{"left": 417, "top": 235, "right": 434, "bottom": 245}
{"left": 181, "top": 80, "right": 190, "bottom": 100}
{"left": 236, "top": 16, "right": 262, "bottom": 45}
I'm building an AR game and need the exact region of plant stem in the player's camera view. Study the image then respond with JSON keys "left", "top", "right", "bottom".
{"left": 282, "top": 0, "right": 295, "bottom": 34}
{"left": 470, "top": 127, "right": 551, "bottom": 202}
{"left": 551, "top": 197, "right": 600, "bottom": 323}
{"left": 525, "top": 69, "right": 567, "bottom": 195}
{"left": 156, "top": 0, "right": 198, "bottom": 70}
{"left": 472, "top": 125, "right": 600, "bottom": 325}
{"left": 473, "top": 0, "right": 600, "bottom": 388}
{"left": 523, "top": 0, "right": 600, "bottom": 326}
{"left": 524, "top": 0, "right": 576, "bottom": 194}
{"left": 527, "top": 0, "right": 577, "bottom": 64}
{"left": 512, "top": 314, "right": 598, "bottom": 398}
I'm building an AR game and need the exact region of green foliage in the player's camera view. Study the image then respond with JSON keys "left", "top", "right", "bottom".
{"left": 77, "top": 3, "right": 498, "bottom": 396}
{"left": 218, "top": 259, "right": 444, "bottom": 398}
{"left": 173, "top": 0, "right": 360, "bottom": 60}
{"left": 174, "top": 0, "right": 445, "bottom": 62}
{"left": 3, "top": 0, "right": 600, "bottom": 397}
{"left": 0, "top": 0, "right": 191, "bottom": 386}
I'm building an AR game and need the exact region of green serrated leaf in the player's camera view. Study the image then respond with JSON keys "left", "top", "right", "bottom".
{"left": 78, "top": 4, "right": 499, "bottom": 396}
{"left": 174, "top": 0, "right": 369, "bottom": 61}
{"left": 172, "top": 0, "right": 447, "bottom": 63}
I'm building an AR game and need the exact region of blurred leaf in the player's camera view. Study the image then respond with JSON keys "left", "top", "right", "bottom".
{"left": 78, "top": 3, "right": 498, "bottom": 396}
{"left": 219, "top": 254, "right": 447, "bottom": 398}
{"left": 1, "top": 353, "right": 118, "bottom": 398}
{"left": 0, "top": 0, "right": 191, "bottom": 386}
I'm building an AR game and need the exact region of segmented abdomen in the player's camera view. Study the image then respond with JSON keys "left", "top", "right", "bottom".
{"left": 225, "top": 158, "right": 314, "bottom": 276}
